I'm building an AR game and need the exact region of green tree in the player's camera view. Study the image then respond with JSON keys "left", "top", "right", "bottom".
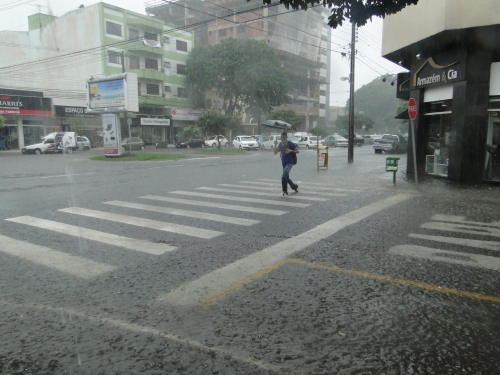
{"left": 197, "top": 111, "right": 242, "bottom": 149}
{"left": 268, "top": 110, "right": 303, "bottom": 131}
{"left": 187, "top": 38, "right": 289, "bottom": 117}
{"left": 0, "top": 115, "right": 5, "bottom": 129}
{"left": 183, "top": 125, "right": 201, "bottom": 138}
{"left": 310, "top": 126, "right": 329, "bottom": 137}
{"left": 336, "top": 113, "right": 375, "bottom": 133}
{"left": 260, "top": 0, "right": 419, "bottom": 29}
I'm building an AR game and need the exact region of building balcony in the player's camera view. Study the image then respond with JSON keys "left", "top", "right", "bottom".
{"left": 126, "top": 40, "right": 164, "bottom": 56}
{"left": 130, "top": 68, "right": 164, "bottom": 81}
{"left": 139, "top": 95, "right": 166, "bottom": 107}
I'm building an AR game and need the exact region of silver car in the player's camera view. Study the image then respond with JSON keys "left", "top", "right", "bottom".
{"left": 76, "top": 136, "right": 91, "bottom": 151}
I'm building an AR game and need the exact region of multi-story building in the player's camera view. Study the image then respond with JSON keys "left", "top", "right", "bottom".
{"left": 146, "top": 0, "right": 331, "bottom": 131}
{"left": 0, "top": 2, "right": 194, "bottom": 148}
{"left": 382, "top": 0, "right": 500, "bottom": 184}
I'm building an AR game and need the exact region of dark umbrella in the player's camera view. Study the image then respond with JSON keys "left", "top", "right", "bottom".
{"left": 260, "top": 119, "right": 297, "bottom": 132}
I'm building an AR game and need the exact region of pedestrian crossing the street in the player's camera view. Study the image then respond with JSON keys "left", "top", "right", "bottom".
{"left": 389, "top": 214, "right": 500, "bottom": 272}
{"left": 1, "top": 179, "right": 354, "bottom": 279}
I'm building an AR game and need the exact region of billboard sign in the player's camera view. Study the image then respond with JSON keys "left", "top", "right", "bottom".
{"left": 0, "top": 95, "right": 52, "bottom": 116}
{"left": 86, "top": 73, "right": 138, "bottom": 113}
{"left": 55, "top": 105, "right": 97, "bottom": 118}
{"left": 102, "top": 113, "right": 120, "bottom": 155}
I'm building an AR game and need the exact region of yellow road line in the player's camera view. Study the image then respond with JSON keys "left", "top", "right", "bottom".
{"left": 288, "top": 258, "right": 500, "bottom": 304}
{"left": 199, "top": 259, "right": 289, "bottom": 306}
{"left": 199, "top": 257, "right": 500, "bottom": 306}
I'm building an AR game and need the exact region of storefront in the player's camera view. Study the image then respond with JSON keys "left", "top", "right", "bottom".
{"left": 134, "top": 116, "right": 171, "bottom": 145}
{"left": 0, "top": 89, "right": 53, "bottom": 149}
{"left": 54, "top": 105, "right": 101, "bottom": 147}
{"left": 171, "top": 108, "right": 202, "bottom": 142}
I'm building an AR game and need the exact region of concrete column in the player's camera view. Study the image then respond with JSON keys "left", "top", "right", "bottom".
{"left": 17, "top": 117, "right": 24, "bottom": 149}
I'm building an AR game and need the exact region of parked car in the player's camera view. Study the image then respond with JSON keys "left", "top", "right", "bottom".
{"left": 122, "top": 137, "right": 145, "bottom": 151}
{"left": 232, "top": 135, "right": 259, "bottom": 150}
{"left": 252, "top": 135, "right": 266, "bottom": 150}
{"left": 368, "top": 135, "right": 383, "bottom": 145}
{"left": 322, "top": 135, "right": 348, "bottom": 147}
{"left": 175, "top": 137, "right": 205, "bottom": 148}
{"left": 205, "top": 135, "right": 228, "bottom": 147}
{"left": 76, "top": 136, "right": 91, "bottom": 150}
{"left": 21, "top": 137, "right": 56, "bottom": 155}
{"left": 288, "top": 135, "right": 301, "bottom": 146}
{"left": 297, "top": 135, "right": 320, "bottom": 149}
{"left": 373, "top": 134, "right": 408, "bottom": 154}
{"left": 261, "top": 134, "right": 281, "bottom": 150}
{"left": 342, "top": 134, "right": 365, "bottom": 146}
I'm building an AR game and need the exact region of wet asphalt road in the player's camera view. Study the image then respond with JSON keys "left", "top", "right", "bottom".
{"left": 1, "top": 145, "right": 500, "bottom": 374}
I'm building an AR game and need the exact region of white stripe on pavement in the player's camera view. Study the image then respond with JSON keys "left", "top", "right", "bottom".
{"left": 169, "top": 191, "right": 310, "bottom": 208}
{"left": 389, "top": 244, "right": 500, "bottom": 272}
{"left": 409, "top": 233, "right": 500, "bottom": 252}
{"left": 218, "top": 184, "right": 346, "bottom": 197}
{"left": 140, "top": 195, "right": 287, "bottom": 216}
{"left": 59, "top": 207, "right": 223, "bottom": 239}
{"left": 196, "top": 187, "right": 329, "bottom": 202}
{"left": 104, "top": 201, "right": 258, "bottom": 226}
{"left": 159, "top": 194, "right": 412, "bottom": 306}
{"left": 252, "top": 179, "right": 359, "bottom": 192}
{"left": 431, "top": 214, "right": 500, "bottom": 228}
{"left": 421, "top": 221, "right": 500, "bottom": 238}
{"left": 0, "top": 234, "right": 115, "bottom": 279}
{"left": 6, "top": 216, "right": 177, "bottom": 255}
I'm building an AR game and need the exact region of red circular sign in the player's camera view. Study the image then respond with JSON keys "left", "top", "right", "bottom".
{"left": 408, "top": 98, "right": 417, "bottom": 120}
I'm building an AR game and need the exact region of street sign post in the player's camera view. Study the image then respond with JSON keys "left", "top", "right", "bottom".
{"left": 408, "top": 97, "right": 418, "bottom": 186}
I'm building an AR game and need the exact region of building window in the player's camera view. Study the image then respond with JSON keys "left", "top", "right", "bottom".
{"left": 320, "top": 90, "right": 326, "bottom": 96}
{"left": 177, "top": 87, "right": 188, "bottom": 98}
{"left": 165, "top": 85, "right": 172, "bottom": 92}
{"left": 320, "top": 104, "right": 325, "bottom": 109}
{"left": 237, "top": 25, "right": 245, "bottom": 33}
{"left": 145, "top": 58, "right": 158, "bottom": 70}
{"left": 218, "top": 29, "right": 226, "bottom": 37}
{"left": 129, "top": 56, "right": 140, "bottom": 69}
{"left": 108, "top": 51, "right": 122, "bottom": 65}
{"left": 138, "top": 82, "right": 141, "bottom": 96}
{"left": 129, "top": 28, "right": 139, "bottom": 40}
{"left": 146, "top": 84, "right": 160, "bottom": 96}
{"left": 163, "top": 36, "right": 170, "bottom": 44}
{"left": 106, "top": 21, "right": 122, "bottom": 37}
{"left": 144, "top": 31, "right": 157, "bottom": 41}
{"left": 164, "top": 60, "right": 171, "bottom": 69}
{"left": 177, "top": 64, "right": 187, "bottom": 75}
{"left": 176, "top": 40, "right": 188, "bottom": 52}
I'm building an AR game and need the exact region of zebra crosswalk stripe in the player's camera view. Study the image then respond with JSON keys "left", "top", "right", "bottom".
{"left": 140, "top": 195, "right": 287, "bottom": 216}
{"left": 431, "top": 214, "right": 500, "bottom": 228}
{"left": 218, "top": 184, "right": 346, "bottom": 197}
{"left": 169, "top": 191, "right": 310, "bottom": 208}
{"left": 0, "top": 234, "right": 115, "bottom": 279}
{"left": 389, "top": 244, "right": 500, "bottom": 272}
{"left": 421, "top": 221, "right": 500, "bottom": 238}
{"left": 252, "top": 179, "right": 358, "bottom": 192}
{"left": 196, "top": 187, "right": 329, "bottom": 202}
{"left": 104, "top": 201, "right": 259, "bottom": 226}
{"left": 59, "top": 207, "right": 223, "bottom": 239}
{"left": 6, "top": 216, "right": 177, "bottom": 255}
{"left": 409, "top": 233, "right": 500, "bottom": 252}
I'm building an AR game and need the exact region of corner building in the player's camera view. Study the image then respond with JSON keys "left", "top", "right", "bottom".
{"left": 382, "top": 0, "right": 500, "bottom": 184}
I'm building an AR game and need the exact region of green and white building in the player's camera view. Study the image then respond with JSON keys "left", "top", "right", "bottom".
{"left": 0, "top": 2, "right": 194, "bottom": 147}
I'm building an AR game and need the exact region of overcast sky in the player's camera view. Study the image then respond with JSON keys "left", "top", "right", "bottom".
{"left": 0, "top": 0, "right": 405, "bottom": 106}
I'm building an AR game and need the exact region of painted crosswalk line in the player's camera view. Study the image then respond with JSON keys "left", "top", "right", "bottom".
{"left": 431, "top": 214, "right": 500, "bottom": 228}
{"left": 409, "top": 233, "right": 500, "bottom": 252}
{"left": 421, "top": 221, "right": 500, "bottom": 238}
{"left": 169, "top": 191, "right": 310, "bottom": 208}
{"left": 389, "top": 244, "right": 500, "bottom": 272}
{"left": 59, "top": 207, "right": 223, "bottom": 239}
{"left": 159, "top": 194, "right": 412, "bottom": 306}
{"left": 104, "top": 201, "right": 259, "bottom": 226}
{"left": 196, "top": 187, "right": 329, "bottom": 202}
{"left": 218, "top": 184, "right": 346, "bottom": 197}
{"left": 252, "top": 179, "right": 359, "bottom": 192}
{"left": 6, "top": 216, "right": 177, "bottom": 255}
{"left": 140, "top": 195, "right": 287, "bottom": 216}
{"left": 0, "top": 234, "right": 115, "bottom": 279}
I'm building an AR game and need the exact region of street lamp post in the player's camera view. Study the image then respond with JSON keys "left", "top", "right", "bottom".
{"left": 347, "top": 22, "right": 356, "bottom": 163}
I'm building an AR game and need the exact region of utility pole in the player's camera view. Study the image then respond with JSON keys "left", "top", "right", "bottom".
{"left": 121, "top": 51, "right": 131, "bottom": 151}
{"left": 348, "top": 22, "right": 356, "bottom": 164}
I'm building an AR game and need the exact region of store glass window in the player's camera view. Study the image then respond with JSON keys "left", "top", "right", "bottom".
{"left": 424, "top": 100, "right": 452, "bottom": 177}
{"left": 23, "top": 125, "right": 45, "bottom": 146}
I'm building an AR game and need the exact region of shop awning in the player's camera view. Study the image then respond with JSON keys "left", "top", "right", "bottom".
{"left": 395, "top": 110, "right": 409, "bottom": 119}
